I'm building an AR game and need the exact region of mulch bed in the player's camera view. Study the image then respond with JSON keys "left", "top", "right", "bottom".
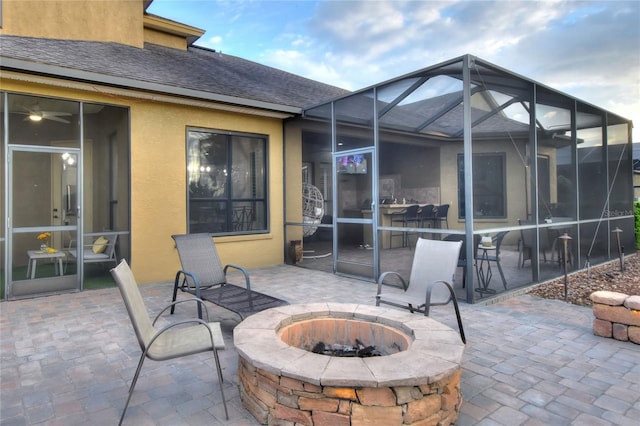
{"left": 527, "top": 253, "right": 640, "bottom": 307}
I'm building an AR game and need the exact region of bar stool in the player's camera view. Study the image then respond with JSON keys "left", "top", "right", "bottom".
{"left": 389, "top": 205, "right": 420, "bottom": 248}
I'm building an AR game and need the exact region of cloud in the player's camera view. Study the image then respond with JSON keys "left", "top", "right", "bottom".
{"left": 151, "top": 0, "right": 638, "bottom": 139}
{"left": 262, "top": 0, "right": 639, "bottom": 138}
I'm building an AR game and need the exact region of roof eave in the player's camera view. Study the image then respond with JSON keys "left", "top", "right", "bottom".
{"left": 1, "top": 57, "right": 302, "bottom": 115}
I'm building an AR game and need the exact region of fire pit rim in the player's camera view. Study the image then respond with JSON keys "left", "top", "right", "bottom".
{"left": 233, "top": 302, "right": 464, "bottom": 387}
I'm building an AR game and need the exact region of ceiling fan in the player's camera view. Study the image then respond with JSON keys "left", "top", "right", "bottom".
{"left": 19, "top": 104, "right": 72, "bottom": 124}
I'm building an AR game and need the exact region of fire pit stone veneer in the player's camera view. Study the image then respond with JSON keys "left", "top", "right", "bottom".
{"left": 234, "top": 303, "right": 465, "bottom": 426}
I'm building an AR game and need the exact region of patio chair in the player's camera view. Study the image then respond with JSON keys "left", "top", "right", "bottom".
{"left": 110, "top": 259, "right": 228, "bottom": 425}
{"left": 484, "top": 231, "right": 509, "bottom": 289}
{"left": 443, "top": 233, "right": 480, "bottom": 289}
{"left": 389, "top": 204, "right": 420, "bottom": 248}
{"left": 66, "top": 231, "right": 119, "bottom": 271}
{"left": 171, "top": 233, "right": 288, "bottom": 320}
{"left": 518, "top": 219, "right": 551, "bottom": 268}
{"left": 376, "top": 238, "right": 465, "bottom": 343}
{"left": 433, "top": 204, "right": 450, "bottom": 230}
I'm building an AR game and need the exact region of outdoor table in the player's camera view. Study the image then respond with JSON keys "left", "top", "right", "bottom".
{"left": 475, "top": 245, "right": 496, "bottom": 296}
{"left": 26, "top": 250, "right": 65, "bottom": 279}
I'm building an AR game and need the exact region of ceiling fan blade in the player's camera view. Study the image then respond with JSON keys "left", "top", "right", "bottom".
{"left": 45, "top": 115, "right": 70, "bottom": 124}
{"left": 41, "top": 111, "right": 72, "bottom": 117}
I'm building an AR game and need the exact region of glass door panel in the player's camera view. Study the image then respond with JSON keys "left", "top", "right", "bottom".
{"left": 7, "top": 148, "right": 79, "bottom": 298}
{"left": 334, "top": 150, "right": 376, "bottom": 280}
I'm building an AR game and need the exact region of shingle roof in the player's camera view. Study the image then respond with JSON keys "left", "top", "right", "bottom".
{"left": 0, "top": 35, "right": 349, "bottom": 112}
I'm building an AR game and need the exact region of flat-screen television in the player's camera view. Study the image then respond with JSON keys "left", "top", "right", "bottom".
{"left": 337, "top": 154, "right": 367, "bottom": 174}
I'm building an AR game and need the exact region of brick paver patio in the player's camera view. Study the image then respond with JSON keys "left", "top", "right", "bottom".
{"left": 1, "top": 264, "right": 638, "bottom": 425}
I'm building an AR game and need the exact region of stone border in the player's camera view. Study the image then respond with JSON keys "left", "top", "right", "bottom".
{"left": 234, "top": 302, "right": 465, "bottom": 388}
{"left": 590, "top": 291, "right": 640, "bottom": 344}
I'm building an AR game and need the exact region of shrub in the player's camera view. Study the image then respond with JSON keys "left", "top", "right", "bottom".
{"left": 635, "top": 201, "right": 640, "bottom": 250}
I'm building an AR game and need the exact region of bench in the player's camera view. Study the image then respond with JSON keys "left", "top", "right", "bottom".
{"left": 68, "top": 232, "right": 119, "bottom": 268}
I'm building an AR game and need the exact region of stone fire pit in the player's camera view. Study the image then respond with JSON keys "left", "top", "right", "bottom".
{"left": 234, "top": 303, "right": 465, "bottom": 425}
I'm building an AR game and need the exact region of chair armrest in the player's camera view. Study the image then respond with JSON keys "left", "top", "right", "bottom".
{"left": 423, "top": 279, "right": 455, "bottom": 308}
{"left": 153, "top": 298, "right": 210, "bottom": 325}
{"left": 144, "top": 318, "right": 222, "bottom": 355}
{"left": 223, "top": 264, "right": 251, "bottom": 290}
{"left": 377, "top": 271, "right": 406, "bottom": 296}
{"left": 175, "top": 270, "right": 203, "bottom": 297}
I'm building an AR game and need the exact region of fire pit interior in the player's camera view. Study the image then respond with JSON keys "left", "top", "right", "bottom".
{"left": 279, "top": 317, "right": 410, "bottom": 357}
{"left": 234, "top": 303, "right": 465, "bottom": 426}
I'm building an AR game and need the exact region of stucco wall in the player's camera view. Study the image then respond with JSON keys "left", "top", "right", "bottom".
{"left": 440, "top": 139, "right": 529, "bottom": 244}
{"left": 130, "top": 101, "right": 286, "bottom": 283}
{"left": 0, "top": 0, "right": 144, "bottom": 47}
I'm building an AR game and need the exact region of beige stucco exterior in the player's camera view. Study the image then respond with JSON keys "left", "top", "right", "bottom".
{"left": 130, "top": 98, "right": 286, "bottom": 283}
{"left": 1, "top": 0, "right": 146, "bottom": 47}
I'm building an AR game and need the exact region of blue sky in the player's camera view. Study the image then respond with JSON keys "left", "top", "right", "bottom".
{"left": 147, "top": 0, "right": 640, "bottom": 141}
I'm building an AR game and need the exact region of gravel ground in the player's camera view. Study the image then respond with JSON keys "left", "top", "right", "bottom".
{"left": 527, "top": 252, "right": 640, "bottom": 307}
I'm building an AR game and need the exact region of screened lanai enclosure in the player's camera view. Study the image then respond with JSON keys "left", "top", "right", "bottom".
{"left": 284, "top": 55, "right": 634, "bottom": 303}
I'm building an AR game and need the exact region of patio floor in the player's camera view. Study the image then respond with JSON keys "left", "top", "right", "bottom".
{"left": 1, "top": 264, "right": 638, "bottom": 425}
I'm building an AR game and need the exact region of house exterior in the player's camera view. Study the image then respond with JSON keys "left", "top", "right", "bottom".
{"left": 1, "top": 1, "right": 634, "bottom": 303}
{"left": 0, "top": 0, "right": 347, "bottom": 299}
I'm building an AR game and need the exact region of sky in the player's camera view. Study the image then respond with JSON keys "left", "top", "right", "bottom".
{"left": 147, "top": 0, "right": 640, "bottom": 142}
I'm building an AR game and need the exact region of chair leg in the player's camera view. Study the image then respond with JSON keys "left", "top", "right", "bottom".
{"left": 119, "top": 353, "right": 147, "bottom": 426}
{"left": 462, "top": 265, "right": 466, "bottom": 289}
{"left": 170, "top": 272, "right": 180, "bottom": 315}
{"left": 518, "top": 241, "right": 523, "bottom": 269}
{"left": 211, "top": 346, "right": 229, "bottom": 420}
{"left": 424, "top": 282, "right": 466, "bottom": 344}
{"left": 496, "top": 261, "right": 507, "bottom": 290}
{"left": 449, "top": 293, "right": 466, "bottom": 344}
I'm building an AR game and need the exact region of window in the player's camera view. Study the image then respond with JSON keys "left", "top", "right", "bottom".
{"left": 187, "top": 128, "right": 267, "bottom": 235}
{"left": 458, "top": 153, "right": 506, "bottom": 219}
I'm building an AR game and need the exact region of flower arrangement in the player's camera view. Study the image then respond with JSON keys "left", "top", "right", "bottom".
{"left": 37, "top": 232, "right": 51, "bottom": 250}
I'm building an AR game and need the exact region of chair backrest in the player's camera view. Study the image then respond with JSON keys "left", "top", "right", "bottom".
{"left": 172, "top": 233, "right": 226, "bottom": 286}
{"left": 518, "top": 220, "right": 552, "bottom": 250}
{"left": 419, "top": 204, "right": 436, "bottom": 220}
{"left": 443, "top": 234, "right": 466, "bottom": 261}
{"left": 492, "top": 231, "right": 509, "bottom": 259}
{"left": 407, "top": 238, "right": 462, "bottom": 303}
{"left": 435, "top": 204, "right": 449, "bottom": 218}
{"left": 111, "top": 259, "right": 155, "bottom": 351}
{"left": 405, "top": 204, "right": 420, "bottom": 220}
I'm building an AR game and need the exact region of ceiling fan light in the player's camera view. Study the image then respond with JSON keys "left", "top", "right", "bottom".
{"left": 29, "top": 113, "right": 43, "bottom": 122}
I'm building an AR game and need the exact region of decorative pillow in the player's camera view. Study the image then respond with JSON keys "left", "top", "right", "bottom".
{"left": 92, "top": 236, "right": 109, "bottom": 254}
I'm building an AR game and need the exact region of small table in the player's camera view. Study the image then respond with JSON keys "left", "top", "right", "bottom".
{"left": 26, "top": 250, "right": 65, "bottom": 279}
{"left": 475, "top": 245, "right": 496, "bottom": 296}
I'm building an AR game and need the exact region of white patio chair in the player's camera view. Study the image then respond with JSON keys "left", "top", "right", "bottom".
{"left": 376, "top": 238, "right": 465, "bottom": 343}
{"left": 110, "top": 259, "right": 228, "bottom": 425}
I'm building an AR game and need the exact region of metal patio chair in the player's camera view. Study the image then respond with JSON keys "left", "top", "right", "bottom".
{"left": 110, "top": 259, "right": 228, "bottom": 425}
{"left": 171, "top": 233, "right": 287, "bottom": 320}
{"left": 376, "top": 238, "right": 466, "bottom": 343}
